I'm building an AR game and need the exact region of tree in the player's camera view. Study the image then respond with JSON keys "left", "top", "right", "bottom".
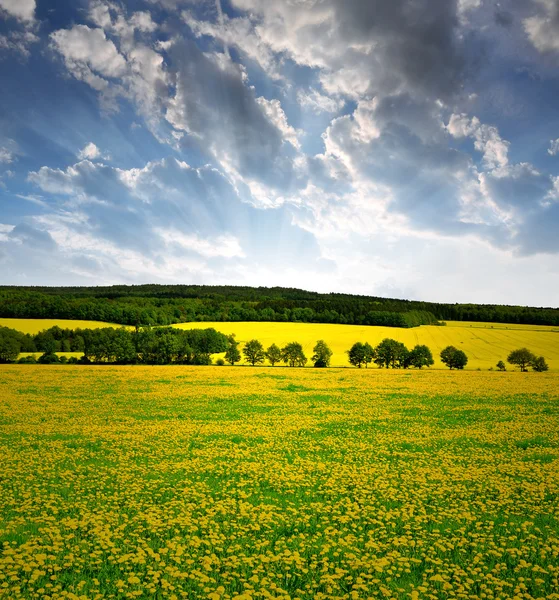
{"left": 440, "top": 346, "right": 468, "bottom": 370}
{"left": 281, "top": 342, "right": 307, "bottom": 367}
{"left": 408, "top": 345, "right": 434, "bottom": 369}
{"left": 243, "top": 339, "right": 266, "bottom": 366}
{"left": 363, "top": 342, "right": 375, "bottom": 368}
{"left": 375, "top": 338, "right": 409, "bottom": 368}
{"left": 507, "top": 348, "right": 536, "bottom": 372}
{"left": 312, "top": 340, "right": 333, "bottom": 367}
{"left": 531, "top": 356, "right": 549, "bottom": 372}
{"left": 496, "top": 360, "right": 506, "bottom": 371}
{"left": 0, "top": 334, "right": 20, "bottom": 363}
{"left": 265, "top": 343, "right": 282, "bottom": 366}
{"left": 225, "top": 338, "right": 241, "bottom": 365}
{"left": 347, "top": 342, "right": 366, "bottom": 368}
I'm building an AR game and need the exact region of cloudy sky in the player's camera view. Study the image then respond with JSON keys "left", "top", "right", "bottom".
{"left": 1, "top": 0, "right": 559, "bottom": 305}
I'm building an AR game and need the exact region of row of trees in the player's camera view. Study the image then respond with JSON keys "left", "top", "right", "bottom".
{"left": 224, "top": 339, "right": 316, "bottom": 367}
{"left": 1, "top": 325, "right": 550, "bottom": 371}
{"left": 0, "top": 325, "right": 229, "bottom": 365}
{"left": 346, "top": 340, "right": 457, "bottom": 369}
{"left": 4, "top": 285, "right": 558, "bottom": 327}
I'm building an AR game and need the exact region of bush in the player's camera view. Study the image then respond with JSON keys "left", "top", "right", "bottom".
{"left": 215, "top": 358, "right": 225, "bottom": 366}
{"left": 496, "top": 360, "right": 506, "bottom": 371}
{"left": 532, "top": 356, "right": 549, "bottom": 372}
{"left": 38, "top": 352, "right": 60, "bottom": 364}
{"left": 17, "top": 355, "right": 37, "bottom": 364}
{"left": 67, "top": 356, "right": 79, "bottom": 364}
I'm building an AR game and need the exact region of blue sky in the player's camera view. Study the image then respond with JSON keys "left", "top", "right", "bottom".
{"left": 1, "top": 0, "right": 559, "bottom": 305}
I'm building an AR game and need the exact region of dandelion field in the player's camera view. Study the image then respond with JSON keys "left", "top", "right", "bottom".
{"left": 0, "top": 366, "right": 558, "bottom": 600}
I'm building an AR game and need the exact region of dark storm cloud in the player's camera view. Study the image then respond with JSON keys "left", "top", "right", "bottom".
{"left": 331, "top": 0, "right": 465, "bottom": 99}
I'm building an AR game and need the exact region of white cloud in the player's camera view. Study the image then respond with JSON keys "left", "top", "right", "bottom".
{"left": 255, "top": 97, "right": 301, "bottom": 150}
{"left": 156, "top": 229, "right": 245, "bottom": 259}
{"left": 0, "top": 30, "right": 39, "bottom": 57}
{"left": 548, "top": 138, "right": 559, "bottom": 156}
{"left": 0, "top": 147, "right": 13, "bottom": 164}
{"left": 447, "top": 114, "right": 510, "bottom": 170}
{"left": 0, "top": 0, "right": 35, "bottom": 22}
{"left": 183, "top": 9, "right": 282, "bottom": 79}
{"left": 0, "top": 223, "right": 15, "bottom": 242}
{"left": 297, "top": 89, "right": 344, "bottom": 114}
{"left": 51, "top": 26, "right": 127, "bottom": 79}
{"left": 524, "top": 0, "right": 559, "bottom": 54}
{"left": 78, "top": 142, "right": 104, "bottom": 161}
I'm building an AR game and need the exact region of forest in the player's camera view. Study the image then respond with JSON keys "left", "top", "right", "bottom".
{"left": 1, "top": 285, "right": 558, "bottom": 327}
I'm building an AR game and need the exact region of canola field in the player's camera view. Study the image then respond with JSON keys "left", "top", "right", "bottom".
{"left": 3, "top": 318, "right": 559, "bottom": 370}
{"left": 0, "top": 319, "right": 126, "bottom": 335}
{"left": 0, "top": 366, "right": 558, "bottom": 600}
{"left": 173, "top": 322, "right": 559, "bottom": 371}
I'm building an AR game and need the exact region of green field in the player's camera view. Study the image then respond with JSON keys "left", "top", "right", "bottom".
{"left": 0, "top": 366, "right": 558, "bottom": 600}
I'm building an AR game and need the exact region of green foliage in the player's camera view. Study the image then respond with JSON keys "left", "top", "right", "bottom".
{"left": 215, "top": 358, "right": 226, "bottom": 366}
{"left": 38, "top": 352, "right": 60, "bottom": 364}
{"left": 17, "top": 355, "right": 37, "bottom": 364}
{"left": 265, "top": 343, "right": 282, "bottom": 366}
{"left": 243, "top": 339, "right": 266, "bottom": 366}
{"left": 408, "top": 345, "right": 434, "bottom": 369}
{"left": 225, "top": 338, "right": 241, "bottom": 365}
{"left": 507, "top": 348, "right": 536, "bottom": 372}
{"left": 312, "top": 340, "right": 333, "bottom": 368}
{"left": 0, "top": 333, "right": 20, "bottom": 363}
{"left": 531, "top": 356, "right": 549, "bottom": 372}
{"left": 375, "top": 338, "right": 409, "bottom": 369}
{"left": 281, "top": 342, "right": 307, "bottom": 367}
{"left": 4, "top": 284, "right": 556, "bottom": 328}
{"left": 440, "top": 346, "right": 468, "bottom": 370}
{"left": 496, "top": 360, "right": 506, "bottom": 371}
{"left": 362, "top": 342, "right": 375, "bottom": 368}
{"left": 347, "top": 342, "right": 367, "bottom": 368}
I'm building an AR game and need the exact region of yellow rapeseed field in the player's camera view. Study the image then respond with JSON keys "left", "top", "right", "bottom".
{"left": 2, "top": 318, "right": 559, "bottom": 369}
{"left": 173, "top": 322, "right": 559, "bottom": 370}
{"left": 0, "top": 366, "right": 558, "bottom": 600}
{"left": 0, "top": 319, "right": 126, "bottom": 335}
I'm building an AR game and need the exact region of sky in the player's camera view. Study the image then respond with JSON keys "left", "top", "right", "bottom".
{"left": 1, "top": 0, "right": 559, "bottom": 306}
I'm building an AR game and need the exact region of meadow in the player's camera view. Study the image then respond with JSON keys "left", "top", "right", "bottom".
{"left": 0, "top": 366, "right": 558, "bottom": 600}
{"left": 2, "top": 318, "right": 559, "bottom": 370}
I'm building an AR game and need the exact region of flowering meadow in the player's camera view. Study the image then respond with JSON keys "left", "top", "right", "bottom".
{"left": 0, "top": 366, "right": 558, "bottom": 600}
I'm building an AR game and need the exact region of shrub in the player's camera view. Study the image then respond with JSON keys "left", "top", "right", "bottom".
{"left": 531, "top": 356, "right": 549, "bottom": 372}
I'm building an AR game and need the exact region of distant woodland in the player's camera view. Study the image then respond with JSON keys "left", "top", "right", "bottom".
{"left": 1, "top": 285, "right": 558, "bottom": 327}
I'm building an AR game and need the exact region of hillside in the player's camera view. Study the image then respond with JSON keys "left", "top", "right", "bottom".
{"left": 2, "top": 318, "right": 557, "bottom": 370}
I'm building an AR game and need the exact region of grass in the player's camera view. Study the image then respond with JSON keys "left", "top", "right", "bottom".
{"left": 0, "top": 366, "right": 558, "bottom": 600}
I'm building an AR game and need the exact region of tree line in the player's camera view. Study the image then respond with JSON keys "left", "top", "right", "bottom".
{"left": 2, "top": 285, "right": 558, "bottom": 327}
{"left": 1, "top": 325, "right": 550, "bottom": 371}
{"left": 0, "top": 325, "right": 229, "bottom": 365}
